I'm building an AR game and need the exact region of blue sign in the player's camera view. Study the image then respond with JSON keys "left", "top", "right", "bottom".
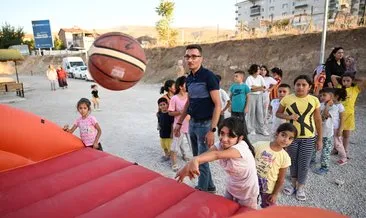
{"left": 32, "top": 20, "right": 53, "bottom": 48}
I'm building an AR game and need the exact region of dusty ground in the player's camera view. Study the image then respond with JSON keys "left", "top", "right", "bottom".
{"left": 1, "top": 75, "right": 365, "bottom": 217}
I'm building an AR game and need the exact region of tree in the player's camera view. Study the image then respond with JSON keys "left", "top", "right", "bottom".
{"left": 24, "top": 39, "right": 35, "bottom": 51}
{"left": 155, "top": 0, "right": 178, "bottom": 46}
{"left": 53, "top": 36, "right": 65, "bottom": 50}
{"left": 0, "top": 22, "right": 25, "bottom": 49}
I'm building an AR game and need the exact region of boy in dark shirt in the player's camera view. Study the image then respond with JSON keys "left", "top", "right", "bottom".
{"left": 157, "top": 97, "right": 174, "bottom": 161}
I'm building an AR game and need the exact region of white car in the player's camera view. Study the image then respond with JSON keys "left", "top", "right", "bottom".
{"left": 85, "top": 69, "right": 94, "bottom": 81}
{"left": 73, "top": 66, "right": 88, "bottom": 79}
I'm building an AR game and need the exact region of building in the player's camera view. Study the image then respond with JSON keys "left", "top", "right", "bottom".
{"left": 58, "top": 27, "right": 97, "bottom": 50}
{"left": 72, "top": 32, "right": 95, "bottom": 51}
{"left": 350, "top": 0, "right": 366, "bottom": 24}
{"left": 235, "top": 0, "right": 360, "bottom": 30}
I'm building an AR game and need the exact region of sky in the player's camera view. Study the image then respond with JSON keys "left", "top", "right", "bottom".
{"left": 0, "top": 0, "right": 239, "bottom": 34}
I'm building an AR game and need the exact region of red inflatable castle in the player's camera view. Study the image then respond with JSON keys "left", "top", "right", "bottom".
{"left": 0, "top": 105, "right": 346, "bottom": 218}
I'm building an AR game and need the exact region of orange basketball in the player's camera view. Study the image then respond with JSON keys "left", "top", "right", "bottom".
{"left": 87, "top": 32, "right": 147, "bottom": 91}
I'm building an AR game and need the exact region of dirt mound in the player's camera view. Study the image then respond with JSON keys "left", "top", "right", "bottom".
{"left": 12, "top": 27, "right": 366, "bottom": 87}
{"left": 144, "top": 27, "right": 366, "bottom": 87}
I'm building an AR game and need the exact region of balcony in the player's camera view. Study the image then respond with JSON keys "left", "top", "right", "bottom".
{"left": 294, "top": 1, "right": 308, "bottom": 9}
{"left": 250, "top": 5, "right": 261, "bottom": 17}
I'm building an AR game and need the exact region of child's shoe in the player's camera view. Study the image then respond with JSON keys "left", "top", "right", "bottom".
{"left": 182, "top": 155, "right": 190, "bottom": 162}
{"left": 160, "top": 155, "right": 170, "bottom": 162}
{"left": 337, "top": 159, "right": 348, "bottom": 166}
{"left": 172, "top": 164, "right": 179, "bottom": 172}
{"left": 314, "top": 167, "right": 329, "bottom": 175}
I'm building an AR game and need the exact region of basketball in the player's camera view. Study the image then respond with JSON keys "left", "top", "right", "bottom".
{"left": 87, "top": 32, "right": 147, "bottom": 91}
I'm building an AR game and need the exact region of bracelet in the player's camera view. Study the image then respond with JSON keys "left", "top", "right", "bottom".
{"left": 177, "top": 123, "right": 182, "bottom": 126}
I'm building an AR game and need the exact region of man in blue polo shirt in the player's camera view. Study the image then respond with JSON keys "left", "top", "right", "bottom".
{"left": 174, "top": 44, "right": 221, "bottom": 192}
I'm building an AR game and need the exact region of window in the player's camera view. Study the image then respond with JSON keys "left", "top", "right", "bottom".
{"left": 282, "top": 3, "right": 288, "bottom": 9}
{"left": 269, "top": 6, "right": 275, "bottom": 11}
{"left": 262, "top": 8, "right": 264, "bottom": 12}
{"left": 282, "top": 12, "right": 288, "bottom": 16}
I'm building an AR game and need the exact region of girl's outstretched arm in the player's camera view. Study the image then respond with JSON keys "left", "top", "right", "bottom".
{"left": 176, "top": 146, "right": 241, "bottom": 182}
{"left": 64, "top": 124, "right": 77, "bottom": 134}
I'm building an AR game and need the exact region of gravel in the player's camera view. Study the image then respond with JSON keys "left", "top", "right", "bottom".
{"left": 3, "top": 75, "right": 365, "bottom": 217}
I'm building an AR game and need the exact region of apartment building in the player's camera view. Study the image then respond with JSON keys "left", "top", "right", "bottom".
{"left": 235, "top": 0, "right": 363, "bottom": 29}
{"left": 58, "top": 27, "right": 97, "bottom": 50}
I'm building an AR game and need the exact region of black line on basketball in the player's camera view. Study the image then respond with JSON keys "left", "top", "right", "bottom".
{"left": 92, "top": 44, "right": 147, "bottom": 65}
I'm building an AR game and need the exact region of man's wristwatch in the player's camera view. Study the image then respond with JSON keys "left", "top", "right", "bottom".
{"left": 211, "top": 127, "right": 216, "bottom": 133}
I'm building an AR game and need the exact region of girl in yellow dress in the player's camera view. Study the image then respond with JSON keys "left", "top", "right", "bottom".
{"left": 331, "top": 73, "right": 366, "bottom": 164}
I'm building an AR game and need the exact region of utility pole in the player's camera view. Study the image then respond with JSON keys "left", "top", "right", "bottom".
{"left": 320, "top": 0, "right": 330, "bottom": 64}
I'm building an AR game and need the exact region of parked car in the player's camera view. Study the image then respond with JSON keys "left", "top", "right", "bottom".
{"left": 73, "top": 66, "right": 88, "bottom": 79}
{"left": 85, "top": 69, "right": 94, "bottom": 81}
{"left": 62, "top": 57, "right": 86, "bottom": 78}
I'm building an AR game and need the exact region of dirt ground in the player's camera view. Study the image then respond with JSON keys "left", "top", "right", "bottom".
{"left": 1, "top": 75, "right": 365, "bottom": 217}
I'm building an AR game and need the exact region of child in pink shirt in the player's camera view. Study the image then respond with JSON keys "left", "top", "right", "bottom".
{"left": 176, "top": 117, "right": 259, "bottom": 209}
{"left": 169, "top": 76, "right": 192, "bottom": 171}
{"left": 64, "top": 98, "right": 102, "bottom": 150}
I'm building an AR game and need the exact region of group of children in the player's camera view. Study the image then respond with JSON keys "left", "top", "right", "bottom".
{"left": 169, "top": 66, "right": 365, "bottom": 209}
{"left": 157, "top": 77, "right": 191, "bottom": 172}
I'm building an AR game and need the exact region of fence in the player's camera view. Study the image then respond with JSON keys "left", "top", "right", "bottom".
{"left": 33, "top": 50, "right": 86, "bottom": 56}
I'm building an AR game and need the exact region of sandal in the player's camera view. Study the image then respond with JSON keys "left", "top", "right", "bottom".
{"left": 172, "top": 164, "right": 179, "bottom": 172}
{"left": 283, "top": 185, "right": 296, "bottom": 196}
{"left": 296, "top": 188, "right": 307, "bottom": 201}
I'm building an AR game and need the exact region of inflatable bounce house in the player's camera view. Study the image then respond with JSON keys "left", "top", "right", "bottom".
{"left": 0, "top": 104, "right": 346, "bottom": 218}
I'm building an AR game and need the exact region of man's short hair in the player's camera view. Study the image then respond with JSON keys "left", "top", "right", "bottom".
{"left": 186, "top": 44, "right": 202, "bottom": 54}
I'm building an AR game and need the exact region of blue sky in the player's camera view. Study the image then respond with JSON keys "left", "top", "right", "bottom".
{"left": 0, "top": 0, "right": 238, "bottom": 33}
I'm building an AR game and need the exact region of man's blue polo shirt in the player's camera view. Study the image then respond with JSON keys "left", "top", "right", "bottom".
{"left": 186, "top": 66, "right": 219, "bottom": 121}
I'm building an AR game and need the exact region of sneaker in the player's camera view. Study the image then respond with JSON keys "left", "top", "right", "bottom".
{"left": 160, "top": 156, "right": 170, "bottom": 162}
{"left": 314, "top": 167, "right": 329, "bottom": 175}
{"left": 207, "top": 187, "right": 217, "bottom": 194}
{"left": 249, "top": 131, "right": 256, "bottom": 135}
{"left": 337, "top": 159, "right": 348, "bottom": 166}
{"left": 195, "top": 186, "right": 217, "bottom": 194}
{"left": 182, "top": 155, "right": 190, "bottom": 162}
{"left": 261, "top": 131, "right": 270, "bottom": 136}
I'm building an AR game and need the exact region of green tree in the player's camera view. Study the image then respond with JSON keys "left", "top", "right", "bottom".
{"left": 155, "top": 0, "right": 178, "bottom": 46}
{"left": 0, "top": 22, "right": 25, "bottom": 49}
{"left": 53, "top": 36, "right": 65, "bottom": 50}
{"left": 24, "top": 39, "right": 35, "bottom": 51}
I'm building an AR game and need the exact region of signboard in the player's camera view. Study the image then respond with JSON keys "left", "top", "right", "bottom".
{"left": 31, "top": 20, "right": 53, "bottom": 48}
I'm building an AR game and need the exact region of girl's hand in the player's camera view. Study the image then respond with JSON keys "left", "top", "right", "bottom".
{"left": 93, "top": 142, "right": 99, "bottom": 149}
{"left": 244, "top": 106, "right": 249, "bottom": 114}
{"left": 267, "top": 194, "right": 278, "bottom": 204}
{"left": 173, "top": 125, "right": 181, "bottom": 137}
{"left": 337, "top": 129, "right": 343, "bottom": 137}
{"left": 63, "top": 125, "right": 69, "bottom": 131}
{"left": 289, "top": 114, "right": 299, "bottom": 121}
{"left": 175, "top": 159, "right": 200, "bottom": 183}
{"left": 316, "top": 137, "right": 323, "bottom": 151}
